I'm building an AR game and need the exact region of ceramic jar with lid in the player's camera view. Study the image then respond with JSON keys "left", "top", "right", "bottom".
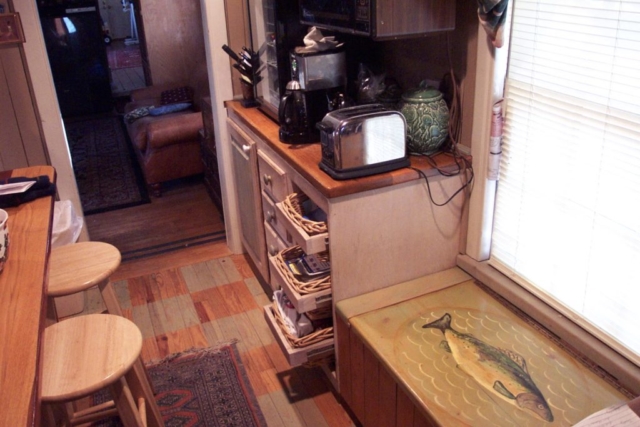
{"left": 398, "top": 81, "right": 450, "bottom": 155}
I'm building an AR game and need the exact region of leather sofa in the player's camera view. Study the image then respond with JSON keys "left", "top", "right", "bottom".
{"left": 123, "top": 82, "right": 205, "bottom": 197}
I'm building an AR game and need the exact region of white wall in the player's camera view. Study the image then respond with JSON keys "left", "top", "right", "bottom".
{"left": 14, "top": 0, "right": 89, "bottom": 241}
{"left": 200, "top": 0, "right": 242, "bottom": 253}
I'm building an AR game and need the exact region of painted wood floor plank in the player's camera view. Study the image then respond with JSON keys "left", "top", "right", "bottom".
{"left": 131, "top": 302, "right": 155, "bottom": 339}
{"left": 217, "top": 256, "right": 243, "bottom": 283}
{"left": 112, "top": 279, "right": 132, "bottom": 309}
{"left": 257, "top": 394, "right": 287, "bottom": 427}
{"left": 203, "top": 258, "right": 233, "bottom": 287}
{"left": 200, "top": 321, "right": 226, "bottom": 347}
{"left": 174, "top": 293, "right": 200, "bottom": 328}
{"left": 245, "top": 308, "right": 275, "bottom": 347}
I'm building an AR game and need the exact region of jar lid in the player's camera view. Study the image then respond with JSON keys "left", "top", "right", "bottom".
{"left": 401, "top": 82, "right": 443, "bottom": 102}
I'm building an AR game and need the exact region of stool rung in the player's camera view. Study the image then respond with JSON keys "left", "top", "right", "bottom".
{"left": 70, "top": 401, "right": 118, "bottom": 425}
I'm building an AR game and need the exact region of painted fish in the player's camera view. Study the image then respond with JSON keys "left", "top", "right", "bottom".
{"left": 423, "top": 313, "right": 554, "bottom": 422}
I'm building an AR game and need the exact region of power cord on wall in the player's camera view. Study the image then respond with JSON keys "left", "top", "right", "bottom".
{"left": 408, "top": 33, "right": 474, "bottom": 207}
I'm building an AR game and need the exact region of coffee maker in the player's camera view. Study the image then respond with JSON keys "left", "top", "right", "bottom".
{"left": 278, "top": 49, "right": 347, "bottom": 144}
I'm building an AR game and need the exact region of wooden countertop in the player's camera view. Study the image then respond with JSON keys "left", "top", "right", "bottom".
{"left": 226, "top": 100, "right": 468, "bottom": 199}
{"left": 336, "top": 268, "right": 631, "bottom": 426}
{"left": 0, "top": 166, "right": 56, "bottom": 427}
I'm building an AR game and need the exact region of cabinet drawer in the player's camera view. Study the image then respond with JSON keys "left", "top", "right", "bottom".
{"left": 263, "top": 304, "right": 334, "bottom": 367}
{"left": 262, "top": 192, "right": 291, "bottom": 244}
{"left": 258, "top": 150, "right": 288, "bottom": 201}
{"left": 269, "top": 256, "right": 332, "bottom": 313}
{"left": 275, "top": 201, "right": 328, "bottom": 254}
{"left": 265, "top": 221, "right": 289, "bottom": 258}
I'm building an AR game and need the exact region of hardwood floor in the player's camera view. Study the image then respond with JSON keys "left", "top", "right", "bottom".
{"left": 85, "top": 177, "right": 225, "bottom": 261}
{"left": 75, "top": 181, "right": 357, "bottom": 426}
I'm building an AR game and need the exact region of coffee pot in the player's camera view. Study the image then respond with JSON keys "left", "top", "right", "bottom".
{"left": 279, "top": 79, "right": 314, "bottom": 144}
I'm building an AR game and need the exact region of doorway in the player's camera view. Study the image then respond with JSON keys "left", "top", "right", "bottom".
{"left": 99, "top": 0, "right": 146, "bottom": 97}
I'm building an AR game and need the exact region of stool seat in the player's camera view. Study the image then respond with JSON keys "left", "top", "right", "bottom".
{"left": 41, "top": 314, "right": 142, "bottom": 402}
{"left": 48, "top": 242, "right": 121, "bottom": 297}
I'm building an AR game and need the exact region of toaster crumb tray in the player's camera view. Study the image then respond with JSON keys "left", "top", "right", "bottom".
{"left": 319, "top": 157, "right": 411, "bottom": 180}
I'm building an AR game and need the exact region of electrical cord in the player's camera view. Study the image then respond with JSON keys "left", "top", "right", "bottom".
{"left": 407, "top": 33, "right": 474, "bottom": 206}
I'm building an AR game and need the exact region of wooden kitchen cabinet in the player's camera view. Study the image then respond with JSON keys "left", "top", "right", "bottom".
{"left": 225, "top": 101, "right": 467, "bottom": 383}
{"left": 228, "top": 118, "right": 269, "bottom": 282}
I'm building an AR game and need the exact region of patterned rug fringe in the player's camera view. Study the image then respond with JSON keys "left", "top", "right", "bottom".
{"left": 146, "top": 341, "right": 239, "bottom": 367}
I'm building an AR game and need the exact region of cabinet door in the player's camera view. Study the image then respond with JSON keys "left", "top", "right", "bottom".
{"left": 228, "top": 119, "right": 269, "bottom": 281}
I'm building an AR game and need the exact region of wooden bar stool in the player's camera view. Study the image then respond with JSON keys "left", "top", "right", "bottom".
{"left": 48, "top": 241, "right": 123, "bottom": 320}
{"left": 41, "top": 314, "right": 165, "bottom": 427}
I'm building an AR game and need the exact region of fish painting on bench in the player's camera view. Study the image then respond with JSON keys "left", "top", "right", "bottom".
{"left": 423, "top": 313, "right": 554, "bottom": 422}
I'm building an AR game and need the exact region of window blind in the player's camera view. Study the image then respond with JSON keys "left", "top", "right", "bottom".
{"left": 490, "top": 0, "right": 640, "bottom": 365}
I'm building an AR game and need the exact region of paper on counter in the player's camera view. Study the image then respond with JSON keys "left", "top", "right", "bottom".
{"left": 574, "top": 402, "right": 640, "bottom": 427}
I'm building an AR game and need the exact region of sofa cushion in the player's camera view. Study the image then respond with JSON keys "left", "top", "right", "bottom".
{"left": 149, "top": 102, "right": 192, "bottom": 116}
{"left": 124, "top": 106, "right": 154, "bottom": 123}
{"left": 160, "top": 86, "right": 194, "bottom": 105}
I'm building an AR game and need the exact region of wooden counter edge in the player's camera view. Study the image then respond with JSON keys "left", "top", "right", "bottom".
{"left": 225, "top": 100, "right": 470, "bottom": 199}
{"left": 335, "top": 267, "right": 471, "bottom": 324}
{"left": 1, "top": 165, "right": 56, "bottom": 427}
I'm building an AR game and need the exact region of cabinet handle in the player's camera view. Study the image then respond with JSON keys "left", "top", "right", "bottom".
{"left": 266, "top": 210, "right": 275, "bottom": 223}
{"left": 241, "top": 144, "right": 251, "bottom": 153}
{"left": 263, "top": 174, "right": 272, "bottom": 186}
{"left": 269, "top": 245, "right": 278, "bottom": 256}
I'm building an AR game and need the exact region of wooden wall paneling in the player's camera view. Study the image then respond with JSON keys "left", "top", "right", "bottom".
{"left": 363, "top": 345, "right": 381, "bottom": 427}
{"left": 378, "top": 362, "right": 397, "bottom": 427}
{"left": 336, "top": 313, "right": 351, "bottom": 401}
{"left": 349, "top": 327, "right": 365, "bottom": 423}
{"left": 0, "top": 49, "right": 25, "bottom": 170}
{"left": 1, "top": 48, "right": 47, "bottom": 166}
{"left": 396, "top": 387, "right": 416, "bottom": 427}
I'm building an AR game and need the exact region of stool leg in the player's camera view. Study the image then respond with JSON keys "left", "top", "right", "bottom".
{"left": 98, "top": 279, "right": 123, "bottom": 316}
{"left": 126, "top": 359, "right": 165, "bottom": 427}
{"left": 98, "top": 279, "right": 157, "bottom": 396}
{"left": 109, "top": 376, "right": 145, "bottom": 427}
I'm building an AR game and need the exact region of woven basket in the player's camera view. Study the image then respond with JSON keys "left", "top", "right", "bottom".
{"left": 272, "top": 300, "right": 334, "bottom": 348}
{"left": 282, "top": 193, "right": 327, "bottom": 235}
{"left": 274, "top": 246, "right": 331, "bottom": 295}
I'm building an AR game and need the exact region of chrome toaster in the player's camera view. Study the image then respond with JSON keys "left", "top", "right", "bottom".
{"left": 316, "top": 104, "right": 410, "bottom": 180}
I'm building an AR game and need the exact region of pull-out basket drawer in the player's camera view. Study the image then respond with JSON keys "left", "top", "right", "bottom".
{"left": 270, "top": 245, "right": 331, "bottom": 313}
{"left": 269, "top": 256, "right": 332, "bottom": 313}
{"left": 275, "top": 194, "right": 328, "bottom": 255}
{"left": 263, "top": 304, "right": 334, "bottom": 367}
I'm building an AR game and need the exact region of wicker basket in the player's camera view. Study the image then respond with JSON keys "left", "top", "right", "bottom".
{"left": 271, "top": 300, "right": 334, "bottom": 348}
{"left": 274, "top": 246, "right": 331, "bottom": 295}
{"left": 282, "top": 193, "right": 327, "bottom": 235}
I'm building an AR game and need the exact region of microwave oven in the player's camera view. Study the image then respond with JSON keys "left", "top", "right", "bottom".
{"left": 299, "top": 0, "right": 455, "bottom": 40}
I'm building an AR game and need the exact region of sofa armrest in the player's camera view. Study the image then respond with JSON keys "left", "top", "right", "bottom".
{"left": 145, "top": 112, "right": 204, "bottom": 150}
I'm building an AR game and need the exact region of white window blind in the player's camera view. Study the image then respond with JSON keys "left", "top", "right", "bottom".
{"left": 491, "top": 0, "right": 640, "bottom": 365}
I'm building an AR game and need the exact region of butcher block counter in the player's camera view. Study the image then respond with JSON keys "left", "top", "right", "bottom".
{"left": 335, "top": 268, "right": 633, "bottom": 426}
{"left": 0, "top": 166, "right": 56, "bottom": 427}
{"left": 225, "top": 100, "right": 467, "bottom": 199}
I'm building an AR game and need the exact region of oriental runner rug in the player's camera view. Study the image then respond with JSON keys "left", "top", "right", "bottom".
{"left": 65, "top": 115, "right": 150, "bottom": 215}
{"left": 96, "top": 344, "right": 267, "bottom": 427}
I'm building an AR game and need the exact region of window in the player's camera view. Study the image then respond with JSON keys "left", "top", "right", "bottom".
{"left": 490, "top": 0, "right": 640, "bottom": 365}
